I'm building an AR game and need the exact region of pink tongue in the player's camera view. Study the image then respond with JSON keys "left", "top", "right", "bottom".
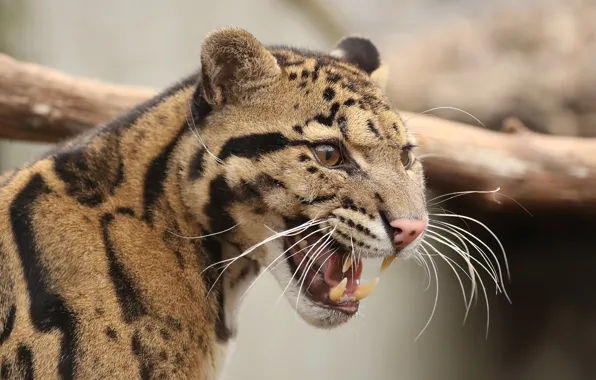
{"left": 323, "top": 253, "right": 362, "bottom": 294}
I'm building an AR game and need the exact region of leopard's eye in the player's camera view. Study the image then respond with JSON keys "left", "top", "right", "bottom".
{"left": 313, "top": 144, "right": 342, "bottom": 167}
{"left": 400, "top": 146, "right": 416, "bottom": 170}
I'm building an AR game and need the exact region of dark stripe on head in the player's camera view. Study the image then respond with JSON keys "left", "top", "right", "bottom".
{"left": 16, "top": 345, "right": 33, "bottom": 380}
{"left": 219, "top": 133, "right": 290, "bottom": 161}
{"left": 367, "top": 120, "right": 382, "bottom": 138}
{"left": 10, "top": 174, "right": 77, "bottom": 379}
{"left": 0, "top": 306, "right": 15, "bottom": 345}
{"left": 142, "top": 125, "right": 188, "bottom": 224}
{"left": 188, "top": 149, "right": 206, "bottom": 181}
{"left": 204, "top": 175, "right": 236, "bottom": 234}
{"left": 101, "top": 213, "right": 148, "bottom": 323}
{"left": 314, "top": 102, "right": 340, "bottom": 127}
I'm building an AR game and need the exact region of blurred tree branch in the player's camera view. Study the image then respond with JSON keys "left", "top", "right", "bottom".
{"left": 1, "top": 53, "right": 595, "bottom": 213}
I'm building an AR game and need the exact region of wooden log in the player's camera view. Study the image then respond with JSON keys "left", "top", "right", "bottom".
{"left": 1, "top": 53, "right": 595, "bottom": 212}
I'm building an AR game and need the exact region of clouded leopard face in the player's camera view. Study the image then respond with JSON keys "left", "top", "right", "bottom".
{"left": 185, "top": 28, "right": 428, "bottom": 329}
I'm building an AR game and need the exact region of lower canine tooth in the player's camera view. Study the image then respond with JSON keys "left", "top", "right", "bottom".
{"left": 342, "top": 256, "right": 353, "bottom": 273}
{"left": 380, "top": 256, "right": 397, "bottom": 272}
{"left": 329, "top": 278, "right": 348, "bottom": 302}
{"left": 354, "top": 277, "right": 379, "bottom": 301}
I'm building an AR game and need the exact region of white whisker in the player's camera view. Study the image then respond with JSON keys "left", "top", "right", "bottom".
{"left": 294, "top": 226, "right": 337, "bottom": 315}
{"left": 165, "top": 223, "right": 239, "bottom": 239}
{"left": 201, "top": 219, "right": 325, "bottom": 296}
{"left": 404, "top": 106, "right": 487, "bottom": 129}
{"left": 415, "top": 244, "right": 439, "bottom": 341}
{"left": 429, "top": 215, "right": 511, "bottom": 303}
{"left": 428, "top": 188, "right": 501, "bottom": 206}
{"left": 240, "top": 226, "right": 331, "bottom": 303}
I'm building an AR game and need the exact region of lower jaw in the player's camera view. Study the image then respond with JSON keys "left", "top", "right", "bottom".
{"left": 296, "top": 299, "right": 357, "bottom": 329}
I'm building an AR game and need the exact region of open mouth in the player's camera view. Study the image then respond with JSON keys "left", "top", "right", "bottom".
{"left": 284, "top": 226, "right": 397, "bottom": 315}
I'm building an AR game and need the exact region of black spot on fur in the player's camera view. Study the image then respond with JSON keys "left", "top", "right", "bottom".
{"left": 288, "top": 73, "right": 297, "bottom": 81}
{"left": 16, "top": 345, "right": 33, "bottom": 380}
{"left": 301, "top": 69, "right": 310, "bottom": 79}
{"left": 219, "top": 133, "right": 290, "bottom": 161}
{"left": 307, "top": 167, "right": 318, "bottom": 173}
{"left": 0, "top": 305, "right": 15, "bottom": 345}
{"left": 188, "top": 149, "right": 206, "bottom": 181}
{"left": 298, "top": 154, "right": 311, "bottom": 162}
{"left": 142, "top": 124, "right": 188, "bottom": 224}
{"left": 10, "top": 174, "right": 77, "bottom": 380}
{"left": 367, "top": 119, "right": 382, "bottom": 138}
{"left": 374, "top": 193, "right": 384, "bottom": 203}
{"left": 392, "top": 123, "right": 400, "bottom": 134}
{"left": 166, "top": 316, "right": 182, "bottom": 332}
{"left": 292, "top": 125, "right": 303, "bottom": 134}
{"left": 314, "top": 102, "right": 340, "bottom": 127}
{"left": 299, "top": 81, "right": 308, "bottom": 89}
{"left": 116, "top": 207, "right": 135, "bottom": 216}
{"left": 344, "top": 98, "right": 356, "bottom": 107}
{"left": 322, "top": 87, "right": 336, "bottom": 102}
{"left": 159, "top": 328, "right": 171, "bottom": 341}
{"left": 106, "top": 327, "right": 118, "bottom": 340}
{"left": 101, "top": 213, "right": 147, "bottom": 324}
{"left": 293, "top": 103, "right": 299, "bottom": 110}
{"left": 326, "top": 72, "right": 342, "bottom": 83}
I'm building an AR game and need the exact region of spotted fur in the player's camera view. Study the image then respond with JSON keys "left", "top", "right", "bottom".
{"left": 0, "top": 28, "right": 427, "bottom": 379}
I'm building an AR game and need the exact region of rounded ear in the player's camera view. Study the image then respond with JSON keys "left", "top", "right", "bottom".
{"left": 200, "top": 28, "right": 281, "bottom": 106}
{"left": 330, "top": 36, "right": 388, "bottom": 90}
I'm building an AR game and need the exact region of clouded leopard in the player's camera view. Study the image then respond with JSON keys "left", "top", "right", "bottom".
{"left": 0, "top": 28, "right": 428, "bottom": 379}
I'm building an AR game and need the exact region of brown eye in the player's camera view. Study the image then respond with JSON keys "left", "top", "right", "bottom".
{"left": 400, "top": 148, "right": 415, "bottom": 170}
{"left": 314, "top": 144, "right": 342, "bottom": 167}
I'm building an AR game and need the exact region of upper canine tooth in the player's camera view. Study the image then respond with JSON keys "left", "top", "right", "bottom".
{"left": 354, "top": 277, "right": 379, "bottom": 301}
{"left": 329, "top": 277, "right": 348, "bottom": 302}
{"left": 380, "top": 256, "right": 397, "bottom": 273}
{"left": 342, "top": 256, "right": 353, "bottom": 273}
{"left": 298, "top": 240, "right": 308, "bottom": 250}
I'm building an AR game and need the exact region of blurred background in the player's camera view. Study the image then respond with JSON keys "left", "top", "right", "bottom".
{"left": 1, "top": 0, "right": 595, "bottom": 379}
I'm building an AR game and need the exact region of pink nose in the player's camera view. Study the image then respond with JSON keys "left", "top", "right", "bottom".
{"left": 390, "top": 218, "right": 427, "bottom": 248}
